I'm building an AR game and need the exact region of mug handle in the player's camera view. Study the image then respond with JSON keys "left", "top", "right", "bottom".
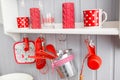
{"left": 101, "top": 11, "right": 108, "bottom": 26}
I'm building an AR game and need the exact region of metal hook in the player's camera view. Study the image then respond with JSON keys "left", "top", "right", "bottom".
{"left": 86, "top": 35, "right": 95, "bottom": 45}
{"left": 23, "top": 34, "right": 27, "bottom": 38}
{"left": 39, "top": 34, "right": 44, "bottom": 38}
{"left": 87, "top": 35, "right": 91, "bottom": 41}
{"left": 58, "top": 34, "right": 67, "bottom": 42}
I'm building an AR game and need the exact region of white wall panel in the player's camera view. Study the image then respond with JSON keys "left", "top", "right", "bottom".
{"left": 115, "top": 0, "right": 119, "bottom": 20}
{"left": 114, "top": 37, "right": 120, "bottom": 80}
{"left": 97, "top": 36, "right": 114, "bottom": 80}
{"left": 97, "top": 0, "right": 116, "bottom": 21}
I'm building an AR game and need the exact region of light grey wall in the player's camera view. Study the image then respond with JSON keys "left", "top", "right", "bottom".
{"left": 0, "top": 0, "right": 120, "bottom": 80}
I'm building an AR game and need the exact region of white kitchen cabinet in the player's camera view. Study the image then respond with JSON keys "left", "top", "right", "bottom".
{"left": 0, "top": 0, "right": 120, "bottom": 41}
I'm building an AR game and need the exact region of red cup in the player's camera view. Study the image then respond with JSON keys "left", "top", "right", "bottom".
{"left": 83, "top": 9, "right": 107, "bottom": 28}
{"left": 17, "top": 17, "right": 29, "bottom": 28}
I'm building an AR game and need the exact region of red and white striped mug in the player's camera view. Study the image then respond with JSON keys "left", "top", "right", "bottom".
{"left": 83, "top": 9, "right": 107, "bottom": 28}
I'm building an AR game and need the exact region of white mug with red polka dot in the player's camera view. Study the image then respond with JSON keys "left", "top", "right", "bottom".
{"left": 83, "top": 9, "right": 107, "bottom": 28}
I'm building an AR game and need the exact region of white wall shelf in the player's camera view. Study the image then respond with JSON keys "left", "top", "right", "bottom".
{"left": 5, "top": 21, "right": 119, "bottom": 41}
{"left": 7, "top": 28, "right": 118, "bottom": 35}
{"left": 1, "top": 0, "right": 120, "bottom": 41}
{"left": 6, "top": 21, "right": 119, "bottom": 39}
{"left": 7, "top": 21, "right": 118, "bottom": 34}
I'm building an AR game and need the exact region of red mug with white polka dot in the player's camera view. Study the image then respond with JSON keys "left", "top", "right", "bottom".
{"left": 17, "top": 17, "right": 29, "bottom": 28}
{"left": 83, "top": 9, "right": 107, "bottom": 28}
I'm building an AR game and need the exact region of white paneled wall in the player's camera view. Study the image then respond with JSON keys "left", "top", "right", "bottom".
{"left": 0, "top": 0, "right": 120, "bottom": 80}
{"left": 114, "top": 36, "right": 120, "bottom": 80}
{"left": 97, "top": 36, "right": 114, "bottom": 80}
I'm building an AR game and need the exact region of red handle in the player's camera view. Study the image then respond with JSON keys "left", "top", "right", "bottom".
{"left": 28, "top": 56, "right": 46, "bottom": 59}
{"left": 35, "top": 37, "right": 42, "bottom": 52}
{"left": 23, "top": 37, "right": 29, "bottom": 51}
{"left": 29, "top": 51, "right": 56, "bottom": 59}
{"left": 35, "top": 37, "right": 46, "bottom": 70}
{"left": 85, "top": 39, "right": 95, "bottom": 55}
{"left": 88, "top": 45, "right": 95, "bottom": 55}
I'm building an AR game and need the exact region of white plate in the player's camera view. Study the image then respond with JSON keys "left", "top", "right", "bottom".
{"left": 0, "top": 73, "right": 33, "bottom": 80}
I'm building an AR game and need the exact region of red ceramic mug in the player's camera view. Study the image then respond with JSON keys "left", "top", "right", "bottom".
{"left": 17, "top": 17, "right": 29, "bottom": 28}
{"left": 83, "top": 9, "right": 107, "bottom": 28}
